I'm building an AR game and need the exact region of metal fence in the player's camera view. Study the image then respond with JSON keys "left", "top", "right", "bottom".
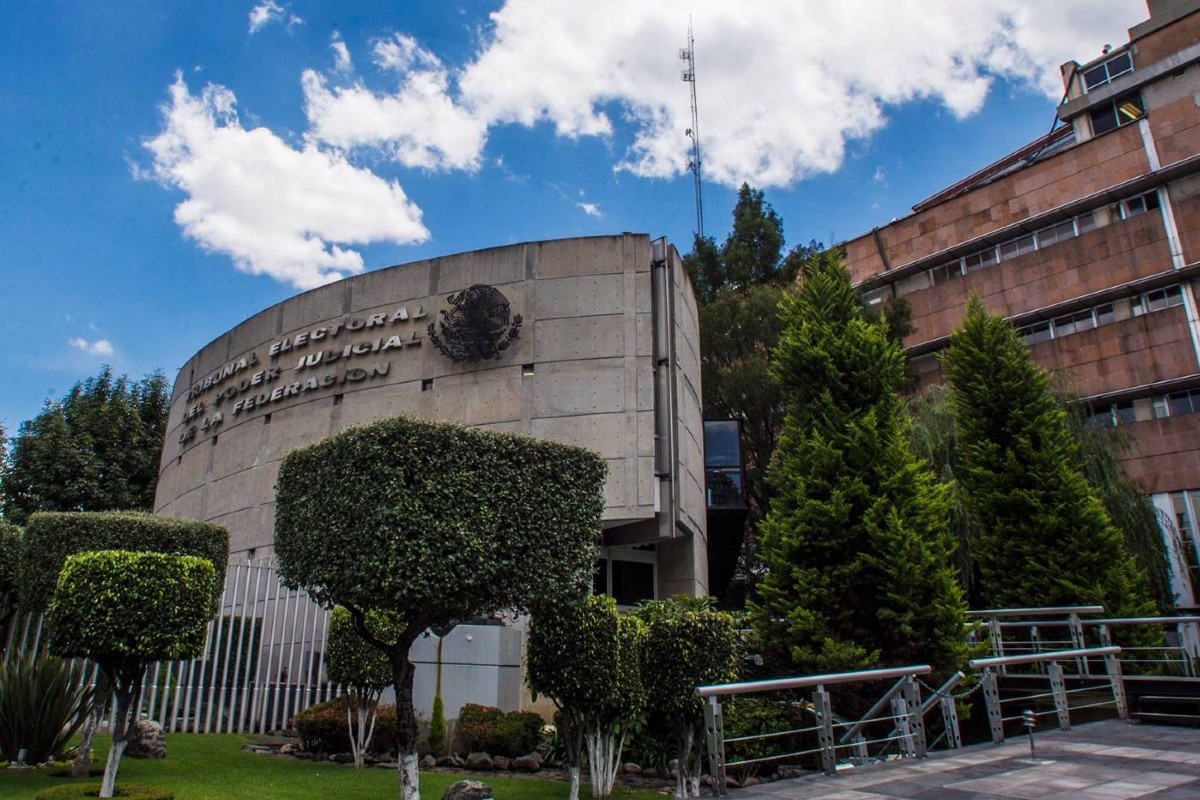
{"left": 3, "top": 561, "right": 341, "bottom": 734}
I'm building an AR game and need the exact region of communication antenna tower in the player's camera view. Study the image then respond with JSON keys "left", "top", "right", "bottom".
{"left": 680, "top": 22, "right": 705, "bottom": 239}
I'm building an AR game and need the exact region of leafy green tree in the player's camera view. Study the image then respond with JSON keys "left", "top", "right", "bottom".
{"left": 274, "top": 416, "right": 606, "bottom": 800}
{"left": 526, "top": 594, "right": 646, "bottom": 800}
{"left": 19, "top": 510, "right": 228, "bottom": 777}
{"left": 47, "top": 549, "right": 217, "bottom": 798}
{"left": 941, "top": 296, "right": 1156, "bottom": 615}
{"left": 326, "top": 607, "right": 401, "bottom": 769}
{"left": 749, "top": 251, "right": 967, "bottom": 677}
{"left": 2, "top": 367, "right": 170, "bottom": 525}
{"left": 634, "top": 596, "right": 739, "bottom": 798}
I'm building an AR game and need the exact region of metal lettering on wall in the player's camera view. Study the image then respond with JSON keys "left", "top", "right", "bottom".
{"left": 175, "top": 304, "right": 428, "bottom": 449}
{"left": 428, "top": 284, "right": 523, "bottom": 363}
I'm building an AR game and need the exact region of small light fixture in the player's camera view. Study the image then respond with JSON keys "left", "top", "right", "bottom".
{"left": 522, "top": 363, "right": 535, "bottom": 376}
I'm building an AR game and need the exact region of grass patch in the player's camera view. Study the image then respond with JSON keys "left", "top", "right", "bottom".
{"left": 0, "top": 735, "right": 666, "bottom": 800}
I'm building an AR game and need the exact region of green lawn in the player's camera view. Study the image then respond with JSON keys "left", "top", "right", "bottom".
{"left": 0, "top": 736, "right": 667, "bottom": 800}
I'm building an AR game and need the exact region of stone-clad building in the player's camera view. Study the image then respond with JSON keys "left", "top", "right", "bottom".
{"left": 153, "top": 234, "right": 707, "bottom": 716}
{"left": 842, "top": 0, "right": 1200, "bottom": 607}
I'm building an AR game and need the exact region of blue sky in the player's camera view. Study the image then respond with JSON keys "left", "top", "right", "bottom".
{"left": 0, "top": 0, "right": 1143, "bottom": 432}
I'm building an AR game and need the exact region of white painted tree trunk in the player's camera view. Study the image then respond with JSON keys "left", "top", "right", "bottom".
{"left": 568, "top": 765, "right": 581, "bottom": 800}
{"left": 72, "top": 707, "right": 101, "bottom": 777}
{"left": 347, "top": 692, "right": 379, "bottom": 769}
{"left": 585, "top": 727, "right": 627, "bottom": 799}
{"left": 99, "top": 739, "right": 126, "bottom": 797}
{"left": 398, "top": 750, "right": 420, "bottom": 800}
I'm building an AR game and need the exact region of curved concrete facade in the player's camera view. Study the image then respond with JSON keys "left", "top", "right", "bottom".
{"left": 155, "top": 234, "right": 708, "bottom": 598}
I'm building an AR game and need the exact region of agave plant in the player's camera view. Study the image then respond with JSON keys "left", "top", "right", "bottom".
{"left": 0, "top": 651, "right": 94, "bottom": 764}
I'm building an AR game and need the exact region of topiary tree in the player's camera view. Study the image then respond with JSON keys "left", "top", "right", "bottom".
{"left": 326, "top": 607, "right": 401, "bottom": 768}
{"left": 274, "top": 416, "right": 606, "bottom": 800}
{"left": 527, "top": 594, "right": 646, "bottom": 800}
{"left": 46, "top": 549, "right": 218, "bottom": 798}
{"left": 941, "top": 296, "right": 1156, "bottom": 615}
{"left": 0, "top": 523, "right": 22, "bottom": 652}
{"left": 19, "top": 511, "right": 228, "bottom": 777}
{"left": 635, "top": 596, "right": 740, "bottom": 798}
{"left": 748, "top": 250, "right": 968, "bottom": 678}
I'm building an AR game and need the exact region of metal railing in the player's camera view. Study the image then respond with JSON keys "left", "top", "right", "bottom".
{"left": 695, "top": 665, "right": 960, "bottom": 796}
{"left": 969, "top": 646, "right": 1127, "bottom": 743}
{"left": 968, "top": 606, "right": 1200, "bottom": 677}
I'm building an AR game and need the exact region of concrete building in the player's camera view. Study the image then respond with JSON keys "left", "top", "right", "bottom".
{"left": 842, "top": 0, "right": 1200, "bottom": 608}
{"left": 152, "top": 234, "right": 707, "bottom": 716}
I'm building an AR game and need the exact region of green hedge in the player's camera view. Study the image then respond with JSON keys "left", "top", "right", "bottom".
{"left": 46, "top": 550, "right": 216, "bottom": 664}
{"left": 274, "top": 415, "right": 606, "bottom": 619}
{"left": 0, "top": 523, "right": 21, "bottom": 621}
{"left": 20, "top": 511, "right": 229, "bottom": 611}
{"left": 454, "top": 703, "right": 544, "bottom": 757}
{"left": 36, "top": 783, "right": 174, "bottom": 800}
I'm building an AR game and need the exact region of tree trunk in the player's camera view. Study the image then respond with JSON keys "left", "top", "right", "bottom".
{"left": 99, "top": 679, "right": 136, "bottom": 799}
{"left": 347, "top": 689, "right": 379, "bottom": 769}
{"left": 72, "top": 673, "right": 112, "bottom": 777}
{"left": 390, "top": 649, "right": 421, "bottom": 800}
{"left": 585, "top": 725, "right": 626, "bottom": 800}
{"left": 568, "top": 765, "right": 581, "bottom": 800}
{"left": 675, "top": 729, "right": 693, "bottom": 799}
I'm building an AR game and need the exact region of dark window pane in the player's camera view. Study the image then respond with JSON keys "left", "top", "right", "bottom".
{"left": 592, "top": 559, "right": 608, "bottom": 596}
{"left": 704, "top": 420, "right": 741, "bottom": 468}
{"left": 610, "top": 560, "right": 655, "bottom": 606}
{"left": 1083, "top": 64, "right": 1109, "bottom": 91}
{"left": 706, "top": 469, "right": 745, "bottom": 509}
{"left": 1170, "top": 392, "right": 1193, "bottom": 417}
{"left": 1092, "top": 105, "right": 1119, "bottom": 135}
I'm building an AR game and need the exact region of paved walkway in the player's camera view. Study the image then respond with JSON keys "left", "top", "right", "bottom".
{"left": 734, "top": 719, "right": 1200, "bottom": 799}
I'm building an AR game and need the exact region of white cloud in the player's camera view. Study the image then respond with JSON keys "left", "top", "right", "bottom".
{"left": 141, "top": 74, "right": 429, "bottom": 290}
{"left": 330, "top": 33, "right": 352, "bottom": 73}
{"left": 69, "top": 338, "right": 114, "bottom": 357}
{"left": 248, "top": 1, "right": 283, "bottom": 34}
{"left": 449, "top": 0, "right": 1136, "bottom": 187}
{"left": 577, "top": 202, "right": 602, "bottom": 218}
{"left": 302, "top": 35, "right": 487, "bottom": 170}
{"left": 874, "top": 166, "right": 887, "bottom": 182}
{"left": 248, "top": 2, "right": 302, "bottom": 34}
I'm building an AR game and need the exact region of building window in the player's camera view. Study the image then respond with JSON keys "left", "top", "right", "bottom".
{"left": 1036, "top": 219, "right": 1076, "bottom": 248}
{"left": 1090, "top": 91, "right": 1144, "bottom": 135}
{"left": 1082, "top": 50, "right": 1134, "bottom": 92}
{"left": 1053, "top": 309, "right": 1097, "bottom": 338}
{"left": 962, "top": 248, "right": 999, "bottom": 273}
{"left": 593, "top": 545, "right": 657, "bottom": 606}
{"left": 1019, "top": 321, "right": 1053, "bottom": 346}
{"left": 1132, "top": 286, "right": 1183, "bottom": 316}
{"left": 998, "top": 233, "right": 1036, "bottom": 261}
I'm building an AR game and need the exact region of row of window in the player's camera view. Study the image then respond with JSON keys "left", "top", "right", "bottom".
{"left": 886, "top": 190, "right": 1162, "bottom": 301}
{"left": 1091, "top": 91, "right": 1145, "bottom": 135}
{"left": 1018, "top": 285, "right": 1184, "bottom": 346}
{"left": 1086, "top": 384, "right": 1200, "bottom": 427}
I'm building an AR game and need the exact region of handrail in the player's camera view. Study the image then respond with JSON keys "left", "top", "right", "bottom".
{"left": 968, "top": 606, "right": 1104, "bottom": 618}
{"left": 696, "top": 664, "right": 931, "bottom": 697}
{"left": 970, "top": 646, "right": 1120, "bottom": 669}
{"left": 1086, "top": 615, "right": 1200, "bottom": 625}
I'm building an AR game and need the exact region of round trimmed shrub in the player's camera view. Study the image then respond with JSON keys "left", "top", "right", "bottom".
{"left": 36, "top": 783, "right": 174, "bottom": 800}
{"left": 46, "top": 550, "right": 216, "bottom": 664}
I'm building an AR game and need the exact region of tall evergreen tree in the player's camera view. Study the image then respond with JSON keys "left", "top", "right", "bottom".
{"left": 941, "top": 296, "right": 1155, "bottom": 614}
{"left": 2, "top": 367, "right": 169, "bottom": 524}
{"left": 749, "top": 251, "right": 966, "bottom": 676}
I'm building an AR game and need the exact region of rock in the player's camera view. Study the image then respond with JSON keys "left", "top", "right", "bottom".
{"left": 443, "top": 779, "right": 494, "bottom": 800}
{"left": 742, "top": 777, "right": 761, "bottom": 787}
{"left": 437, "top": 755, "right": 464, "bottom": 768}
{"left": 294, "top": 751, "right": 313, "bottom": 760}
{"left": 491, "top": 756, "right": 510, "bottom": 771}
{"left": 623, "top": 763, "right": 642, "bottom": 774}
{"left": 279, "top": 743, "right": 297, "bottom": 756}
{"left": 668, "top": 758, "right": 680, "bottom": 770}
{"left": 421, "top": 755, "right": 437, "bottom": 769}
{"left": 331, "top": 753, "right": 354, "bottom": 764}
{"left": 641, "top": 768, "right": 658, "bottom": 779}
{"left": 670, "top": 769, "right": 680, "bottom": 780}
{"left": 125, "top": 721, "right": 166, "bottom": 759}
{"left": 725, "top": 777, "right": 740, "bottom": 789}
{"left": 701, "top": 775, "right": 712, "bottom": 787}
{"left": 510, "top": 755, "right": 541, "bottom": 772}
{"left": 465, "top": 752, "right": 493, "bottom": 770}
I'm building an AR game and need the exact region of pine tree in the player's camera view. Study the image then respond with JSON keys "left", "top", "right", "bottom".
{"left": 941, "top": 296, "right": 1155, "bottom": 615}
{"left": 749, "top": 251, "right": 966, "bottom": 676}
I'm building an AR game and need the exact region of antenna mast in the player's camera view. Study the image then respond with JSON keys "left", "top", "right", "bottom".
{"left": 680, "top": 22, "right": 705, "bottom": 240}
